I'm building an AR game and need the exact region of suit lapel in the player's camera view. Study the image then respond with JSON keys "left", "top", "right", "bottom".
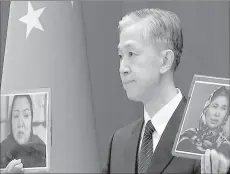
{"left": 124, "top": 118, "right": 144, "bottom": 173}
{"left": 147, "top": 97, "right": 187, "bottom": 173}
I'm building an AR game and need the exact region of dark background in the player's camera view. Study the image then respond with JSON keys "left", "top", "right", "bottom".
{"left": 1, "top": 1, "right": 229, "bottom": 171}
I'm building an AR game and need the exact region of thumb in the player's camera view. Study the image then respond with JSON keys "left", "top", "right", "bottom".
{"left": 6, "top": 159, "right": 22, "bottom": 172}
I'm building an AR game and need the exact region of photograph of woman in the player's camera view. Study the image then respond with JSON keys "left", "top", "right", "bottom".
{"left": 176, "top": 86, "right": 230, "bottom": 158}
{"left": 0, "top": 94, "right": 47, "bottom": 170}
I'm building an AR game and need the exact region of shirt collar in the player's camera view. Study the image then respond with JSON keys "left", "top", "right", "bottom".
{"left": 144, "top": 88, "right": 183, "bottom": 137}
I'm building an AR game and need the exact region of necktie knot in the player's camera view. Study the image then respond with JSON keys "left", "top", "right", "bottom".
{"left": 144, "top": 120, "right": 155, "bottom": 137}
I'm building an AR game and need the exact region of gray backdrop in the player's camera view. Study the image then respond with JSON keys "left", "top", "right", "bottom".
{"left": 1, "top": 1, "right": 229, "bottom": 172}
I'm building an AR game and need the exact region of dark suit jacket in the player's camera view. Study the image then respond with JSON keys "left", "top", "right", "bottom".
{"left": 102, "top": 97, "right": 201, "bottom": 173}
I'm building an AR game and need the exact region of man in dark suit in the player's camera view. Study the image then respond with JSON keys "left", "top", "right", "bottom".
{"left": 102, "top": 8, "right": 230, "bottom": 174}
{"left": 3, "top": 7, "right": 229, "bottom": 174}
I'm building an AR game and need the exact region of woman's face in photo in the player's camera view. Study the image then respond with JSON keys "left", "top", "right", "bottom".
{"left": 12, "top": 97, "right": 32, "bottom": 145}
{"left": 206, "top": 95, "right": 229, "bottom": 129}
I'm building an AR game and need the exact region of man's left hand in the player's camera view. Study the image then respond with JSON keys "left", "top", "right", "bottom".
{"left": 201, "top": 149, "right": 230, "bottom": 174}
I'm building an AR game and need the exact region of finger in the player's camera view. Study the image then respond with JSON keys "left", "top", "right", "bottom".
{"left": 14, "top": 163, "right": 23, "bottom": 169}
{"left": 10, "top": 167, "right": 24, "bottom": 173}
{"left": 10, "top": 159, "right": 21, "bottom": 167}
{"left": 210, "top": 149, "right": 219, "bottom": 174}
{"left": 9, "top": 163, "right": 24, "bottom": 173}
{"left": 205, "top": 149, "right": 212, "bottom": 174}
{"left": 201, "top": 154, "right": 205, "bottom": 174}
{"left": 5, "top": 159, "right": 15, "bottom": 170}
{"left": 219, "top": 154, "right": 230, "bottom": 174}
{"left": 6, "top": 159, "right": 22, "bottom": 172}
{"left": 6, "top": 159, "right": 18, "bottom": 170}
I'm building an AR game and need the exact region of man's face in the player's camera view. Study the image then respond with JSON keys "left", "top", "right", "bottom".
{"left": 118, "top": 23, "right": 162, "bottom": 103}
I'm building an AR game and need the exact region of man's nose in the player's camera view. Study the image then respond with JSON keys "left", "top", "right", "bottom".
{"left": 119, "top": 58, "right": 130, "bottom": 75}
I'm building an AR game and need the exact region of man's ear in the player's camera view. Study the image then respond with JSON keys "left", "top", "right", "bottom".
{"left": 159, "top": 49, "right": 174, "bottom": 74}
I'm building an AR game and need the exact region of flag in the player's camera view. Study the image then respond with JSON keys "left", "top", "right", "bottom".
{"left": 1, "top": 1, "right": 100, "bottom": 172}
{"left": 0, "top": 1, "right": 10, "bottom": 89}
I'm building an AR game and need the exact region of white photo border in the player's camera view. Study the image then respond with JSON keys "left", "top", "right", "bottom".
{"left": 0, "top": 88, "right": 51, "bottom": 173}
{"left": 172, "top": 74, "right": 230, "bottom": 160}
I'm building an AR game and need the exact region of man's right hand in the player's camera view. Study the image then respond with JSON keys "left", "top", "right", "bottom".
{"left": 3, "top": 159, "right": 24, "bottom": 173}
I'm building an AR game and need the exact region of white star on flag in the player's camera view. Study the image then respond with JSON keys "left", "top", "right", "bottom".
{"left": 71, "top": 1, "right": 74, "bottom": 7}
{"left": 19, "top": 1, "right": 46, "bottom": 38}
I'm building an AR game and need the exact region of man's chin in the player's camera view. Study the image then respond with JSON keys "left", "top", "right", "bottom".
{"left": 126, "top": 91, "right": 141, "bottom": 102}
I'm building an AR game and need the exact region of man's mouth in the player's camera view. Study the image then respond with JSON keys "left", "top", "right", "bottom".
{"left": 123, "top": 80, "right": 134, "bottom": 85}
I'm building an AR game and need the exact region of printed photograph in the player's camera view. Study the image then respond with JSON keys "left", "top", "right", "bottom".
{"left": 0, "top": 89, "right": 51, "bottom": 172}
{"left": 173, "top": 75, "right": 230, "bottom": 160}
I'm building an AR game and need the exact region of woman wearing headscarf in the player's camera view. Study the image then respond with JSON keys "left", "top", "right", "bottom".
{"left": 0, "top": 95, "right": 46, "bottom": 169}
{"left": 177, "top": 86, "right": 230, "bottom": 158}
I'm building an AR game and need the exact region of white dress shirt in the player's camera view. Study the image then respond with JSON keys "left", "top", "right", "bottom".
{"left": 139, "top": 89, "right": 183, "bottom": 153}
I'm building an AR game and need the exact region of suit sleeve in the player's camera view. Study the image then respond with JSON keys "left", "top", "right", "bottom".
{"left": 102, "top": 133, "right": 115, "bottom": 174}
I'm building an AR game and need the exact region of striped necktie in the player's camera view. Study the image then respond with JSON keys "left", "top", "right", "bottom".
{"left": 138, "top": 120, "right": 155, "bottom": 173}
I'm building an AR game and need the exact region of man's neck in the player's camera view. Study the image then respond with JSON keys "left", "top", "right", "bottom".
{"left": 143, "top": 77, "right": 178, "bottom": 118}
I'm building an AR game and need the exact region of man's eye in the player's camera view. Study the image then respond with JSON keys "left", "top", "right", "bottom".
{"left": 129, "top": 52, "right": 133, "bottom": 57}
{"left": 222, "top": 106, "right": 227, "bottom": 110}
{"left": 24, "top": 115, "right": 29, "bottom": 118}
{"left": 118, "top": 54, "right": 123, "bottom": 59}
{"left": 13, "top": 115, "right": 19, "bottom": 118}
